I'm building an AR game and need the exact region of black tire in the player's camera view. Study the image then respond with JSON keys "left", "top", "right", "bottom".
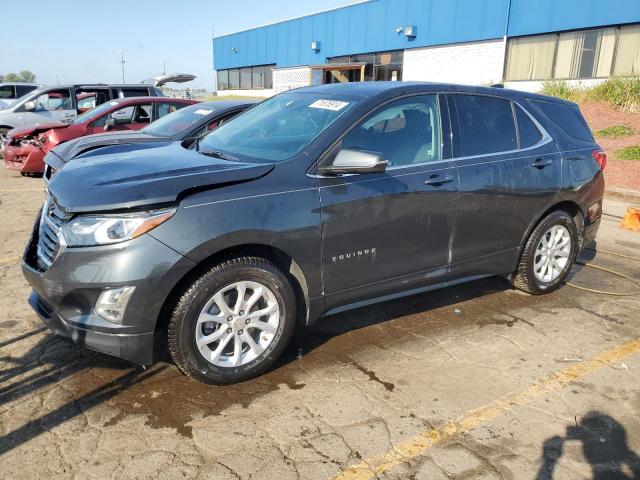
{"left": 168, "top": 257, "right": 297, "bottom": 385}
{"left": 511, "top": 210, "right": 579, "bottom": 295}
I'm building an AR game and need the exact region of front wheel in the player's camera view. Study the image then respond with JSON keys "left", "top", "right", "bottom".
{"left": 511, "top": 210, "right": 579, "bottom": 295}
{"left": 168, "top": 257, "right": 297, "bottom": 385}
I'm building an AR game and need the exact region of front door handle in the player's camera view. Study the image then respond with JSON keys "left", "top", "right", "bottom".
{"left": 531, "top": 158, "right": 553, "bottom": 168}
{"left": 425, "top": 174, "right": 455, "bottom": 186}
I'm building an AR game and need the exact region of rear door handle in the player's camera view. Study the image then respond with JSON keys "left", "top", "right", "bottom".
{"left": 531, "top": 158, "right": 553, "bottom": 168}
{"left": 424, "top": 174, "right": 455, "bottom": 186}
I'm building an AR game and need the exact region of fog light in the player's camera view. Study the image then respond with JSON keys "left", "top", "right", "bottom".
{"left": 95, "top": 286, "right": 135, "bottom": 324}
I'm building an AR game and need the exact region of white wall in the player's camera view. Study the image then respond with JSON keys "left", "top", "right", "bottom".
{"left": 273, "top": 66, "right": 312, "bottom": 93}
{"left": 504, "top": 78, "right": 607, "bottom": 93}
{"left": 216, "top": 89, "right": 274, "bottom": 98}
{"left": 403, "top": 39, "right": 505, "bottom": 86}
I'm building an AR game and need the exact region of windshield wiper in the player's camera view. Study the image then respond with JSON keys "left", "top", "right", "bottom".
{"left": 199, "top": 149, "right": 239, "bottom": 161}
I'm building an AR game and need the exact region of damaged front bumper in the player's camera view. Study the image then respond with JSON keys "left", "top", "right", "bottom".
{"left": 3, "top": 143, "right": 46, "bottom": 173}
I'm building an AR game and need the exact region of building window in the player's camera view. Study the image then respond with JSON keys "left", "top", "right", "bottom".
{"left": 554, "top": 28, "right": 616, "bottom": 79}
{"left": 229, "top": 69, "right": 240, "bottom": 90}
{"left": 505, "top": 34, "right": 558, "bottom": 81}
{"left": 614, "top": 25, "right": 640, "bottom": 76}
{"left": 217, "top": 70, "right": 229, "bottom": 91}
{"left": 327, "top": 50, "right": 403, "bottom": 83}
{"left": 505, "top": 24, "right": 639, "bottom": 81}
{"left": 216, "top": 65, "right": 275, "bottom": 91}
{"left": 240, "top": 68, "right": 252, "bottom": 90}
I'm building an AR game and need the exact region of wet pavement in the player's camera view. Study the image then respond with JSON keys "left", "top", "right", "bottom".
{"left": 1, "top": 166, "right": 639, "bottom": 479}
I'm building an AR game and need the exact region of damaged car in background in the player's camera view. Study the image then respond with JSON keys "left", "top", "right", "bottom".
{"left": 43, "top": 99, "right": 257, "bottom": 180}
{"left": 3, "top": 96, "right": 196, "bottom": 175}
{"left": 0, "top": 83, "right": 165, "bottom": 147}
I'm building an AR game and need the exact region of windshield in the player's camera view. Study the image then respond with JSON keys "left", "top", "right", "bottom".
{"left": 72, "top": 100, "right": 119, "bottom": 124}
{"left": 143, "top": 103, "right": 214, "bottom": 137}
{"left": 197, "top": 92, "right": 357, "bottom": 162}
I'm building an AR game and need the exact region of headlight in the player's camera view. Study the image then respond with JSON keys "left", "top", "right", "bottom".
{"left": 61, "top": 208, "right": 175, "bottom": 247}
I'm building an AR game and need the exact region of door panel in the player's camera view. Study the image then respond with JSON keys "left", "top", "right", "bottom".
{"left": 320, "top": 163, "right": 458, "bottom": 299}
{"left": 448, "top": 93, "right": 562, "bottom": 272}
{"left": 318, "top": 94, "right": 458, "bottom": 309}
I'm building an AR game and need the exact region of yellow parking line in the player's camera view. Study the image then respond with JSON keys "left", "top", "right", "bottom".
{"left": 334, "top": 338, "right": 640, "bottom": 480}
{"left": 0, "top": 257, "right": 20, "bottom": 265}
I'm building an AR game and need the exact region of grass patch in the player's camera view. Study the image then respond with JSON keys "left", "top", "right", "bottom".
{"left": 615, "top": 146, "right": 640, "bottom": 161}
{"left": 540, "top": 81, "right": 586, "bottom": 103}
{"left": 595, "top": 125, "right": 635, "bottom": 137}
{"left": 540, "top": 77, "right": 640, "bottom": 112}
{"left": 586, "top": 77, "right": 640, "bottom": 112}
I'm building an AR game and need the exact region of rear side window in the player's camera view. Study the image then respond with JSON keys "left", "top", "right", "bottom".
{"left": 119, "top": 88, "right": 150, "bottom": 98}
{"left": 515, "top": 106, "right": 543, "bottom": 148}
{"left": 531, "top": 100, "right": 594, "bottom": 142}
{"left": 16, "top": 85, "right": 37, "bottom": 97}
{"left": 453, "top": 94, "right": 517, "bottom": 156}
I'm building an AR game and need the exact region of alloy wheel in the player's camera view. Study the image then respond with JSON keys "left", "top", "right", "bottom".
{"left": 533, "top": 225, "right": 572, "bottom": 283}
{"left": 195, "top": 280, "right": 280, "bottom": 367}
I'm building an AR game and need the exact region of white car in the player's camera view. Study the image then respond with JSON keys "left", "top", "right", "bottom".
{"left": 0, "top": 83, "right": 40, "bottom": 109}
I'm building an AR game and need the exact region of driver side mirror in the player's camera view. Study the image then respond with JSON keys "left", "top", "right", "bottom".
{"left": 23, "top": 101, "right": 36, "bottom": 112}
{"left": 318, "top": 149, "right": 388, "bottom": 176}
{"left": 104, "top": 116, "right": 115, "bottom": 131}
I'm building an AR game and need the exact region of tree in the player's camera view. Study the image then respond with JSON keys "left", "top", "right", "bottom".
{"left": 18, "top": 70, "right": 36, "bottom": 82}
{"left": 2, "top": 70, "right": 36, "bottom": 83}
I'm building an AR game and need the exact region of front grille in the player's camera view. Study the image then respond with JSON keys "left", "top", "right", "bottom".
{"left": 37, "top": 198, "right": 70, "bottom": 270}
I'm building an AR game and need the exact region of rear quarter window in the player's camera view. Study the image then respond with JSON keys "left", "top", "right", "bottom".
{"left": 531, "top": 100, "right": 594, "bottom": 142}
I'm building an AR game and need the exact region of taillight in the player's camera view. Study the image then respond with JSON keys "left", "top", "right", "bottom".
{"left": 592, "top": 150, "right": 607, "bottom": 171}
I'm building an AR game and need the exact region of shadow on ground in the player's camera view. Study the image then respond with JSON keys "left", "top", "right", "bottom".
{"left": 0, "top": 274, "right": 553, "bottom": 451}
{"left": 537, "top": 411, "right": 640, "bottom": 479}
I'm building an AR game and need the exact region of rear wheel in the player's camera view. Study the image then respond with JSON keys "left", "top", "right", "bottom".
{"left": 168, "top": 257, "right": 296, "bottom": 385}
{"left": 512, "top": 210, "right": 579, "bottom": 294}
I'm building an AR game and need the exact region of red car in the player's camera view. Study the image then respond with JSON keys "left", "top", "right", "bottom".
{"left": 3, "top": 96, "right": 197, "bottom": 175}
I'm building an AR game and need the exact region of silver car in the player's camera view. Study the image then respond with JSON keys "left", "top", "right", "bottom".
{"left": 0, "top": 83, "right": 40, "bottom": 109}
{"left": 0, "top": 83, "right": 164, "bottom": 145}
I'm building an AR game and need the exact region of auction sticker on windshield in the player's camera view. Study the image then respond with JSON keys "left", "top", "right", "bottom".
{"left": 194, "top": 109, "right": 213, "bottom": 115}
{"left": 309, "top": 99, "right": 350, "bottom": 111}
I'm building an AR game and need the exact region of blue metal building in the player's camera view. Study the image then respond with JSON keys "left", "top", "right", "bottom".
{"left": 212, "top": 0, "right": 640, "bottom": 94}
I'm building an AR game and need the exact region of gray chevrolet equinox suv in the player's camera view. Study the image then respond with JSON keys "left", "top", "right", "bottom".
{"left": 22, "top": 82, "right": 605, "bottom": 384}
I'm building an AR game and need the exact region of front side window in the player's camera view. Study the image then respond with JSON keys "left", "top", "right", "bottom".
{"left": 198, "top": 92, "right": 358, "bottom": 162}
{"left": 341, "top": 95, "right": 441, "bottom": 167}
{"left": 31, "top": 89, "right": 72, "bottom": 111}
{"left": 92, "top": 104, "right": 134, "bottom": 128}
{"left": 453, "top": 95, "right": 517, "bottom": 157}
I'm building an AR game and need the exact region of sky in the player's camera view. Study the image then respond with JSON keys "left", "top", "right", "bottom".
{"left": 0, "top": 0, "right": 353, "bottom": 90}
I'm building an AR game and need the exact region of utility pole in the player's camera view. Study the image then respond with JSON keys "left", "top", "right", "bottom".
{"left": 118, "top": 48, "right": 126, "bottom": 83}
{"left": 162, "top": 61, "right": 167, "bottom": 75}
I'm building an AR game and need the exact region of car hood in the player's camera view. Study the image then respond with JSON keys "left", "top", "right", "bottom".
{"left": 10, "top": 121, "right": 68, "bottom": 138}
{"left": 48, "top": 131, "right": 165, "bottom": 166}
{"left": 47, "top": 142, "right": 274, "bottom": 213}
